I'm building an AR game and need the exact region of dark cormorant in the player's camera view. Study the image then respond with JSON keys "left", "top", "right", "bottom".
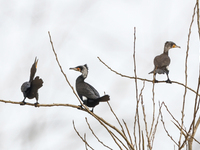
{"left": 70, "top": 64, "right": 110, "bottom": 112}
{"left": 21, "top": 57, "right": 43, "bottom": 106}
{"left": 149, "top": 41, "right": 180, "bottom": 83}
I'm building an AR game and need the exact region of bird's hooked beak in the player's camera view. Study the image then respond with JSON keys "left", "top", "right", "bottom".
{"left": 173, "top": 44, "right": 181, "bottom": 49}
{"left": 34, "top": 57, "right": 38, "bottom": 68}
{"left": 69, "top": 67, "right": 81, "bottom": 72}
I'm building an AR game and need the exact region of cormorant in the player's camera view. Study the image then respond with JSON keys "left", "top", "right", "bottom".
{"left": 21, "top": 57, "right": 43, "bottom": 106}
{"left": 149, "top": 41, "right": 180, "bottom": 83}
{"left": 70, "top": 64, "right": 110, "bottom": 112}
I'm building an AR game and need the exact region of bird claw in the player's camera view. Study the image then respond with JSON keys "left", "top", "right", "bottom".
{"left": 20, "top": 101, "right": 26, "bottom": 105}
{"left": 77, "top": 105, "right": 84, "bottom": 110}
{"left": 166, "top": 79, "right": 172, "bottom": 84}
{"left": 34, "top": 102, "right": 39, "bottom": 107}
{"left": 77, "top": 105, "right": 94, "bottom": 113}
{"left": 91, "top": 108, "right": 94, "bottom": 113}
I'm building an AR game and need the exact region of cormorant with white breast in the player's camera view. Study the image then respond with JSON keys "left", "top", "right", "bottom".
{"left": 70, "top": 64, "right": 110, "bottom": 112}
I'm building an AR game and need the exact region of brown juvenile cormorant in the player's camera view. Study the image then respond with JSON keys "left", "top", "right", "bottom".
{"left": 70, "top": 64, "right": 110, "bottom": 112}
{"left": 21, "top": 57, "right": 43, "bottom": 106}
{"left": 149, "top": 41, "right": 180, "bottom": 83}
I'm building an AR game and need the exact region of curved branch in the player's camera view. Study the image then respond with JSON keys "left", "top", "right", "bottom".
{"left": 85, "top": 118, "right": 113, "bottom": 150}
{"left": 0, "top": 99, "right": 81, "bottom": 108}
{"left": 97, "top": 57, "right": 199, "bottom": 96}
{"left": 48, "top": 31, "right": 134, "bottom": 150}
{"left": 73, "top": 121, "right": 94, "bottom": 150}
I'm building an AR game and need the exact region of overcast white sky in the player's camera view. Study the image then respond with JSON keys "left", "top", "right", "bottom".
{"left": 0, "top": 0, "right": 199, "bottom": 150}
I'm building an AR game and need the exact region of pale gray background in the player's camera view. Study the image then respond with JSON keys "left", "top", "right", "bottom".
{"left": 0, "top": 0, "right": 199, "bottom": 150}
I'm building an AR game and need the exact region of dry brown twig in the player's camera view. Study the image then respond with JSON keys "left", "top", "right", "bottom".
{"left": 179, "top": 3, "right": 197, "bottom": 148}
{"left": 132, "top": 27, "right": 142, "bottom": 150}
{"left": 73, "top": 121, "right": 94, "bottom": 150}
{"left": 122, "top": 119, "right": 133, "bottom": 147}
{"left": 197, "top": 0, "right": 200, "bottom": 39}
{"left": 141, "top": 94, "right": 152, "bottom": 149}
{"left": 149, "top": 65, "right": 156, "bottom": 149}
{"left": 172, "top": 120, "right": 200, "bottom": 145}
{"left": 97, "top": 57, "right": 199, "bottom": 97}
{"left": 85, "top": 117, "right": 113, "bottom": 150}
{"left": 150, "top": 101, "right": 162, "bottom": 147}
{"left": 160, "top": 103, "right": 179, "bottom": 146}
{"left": 106, "top": 102, "right": 127, "bottom": 139}
{"left": 84, "top": 134, "right": 88, "bottom": 150}
{"left": 48, "top": 31, "right": 134, "bottom": 150}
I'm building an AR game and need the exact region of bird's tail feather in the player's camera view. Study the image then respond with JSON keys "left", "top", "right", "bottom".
{"left": 97, "top": 95, "right": 110, "bottom": 102}
{"left": 32, "top": 76, "right": 43, "bottom": 89}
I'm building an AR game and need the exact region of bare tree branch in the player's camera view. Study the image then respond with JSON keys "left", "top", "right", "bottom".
{"left": 73, "top": 121, "right": 94, "bottom": 150}
{"left": 180, "top": 3, "right": 197, "bottom": 149}
{"left": 85, "top": 118, "right": 113, "bottom": 150}
{"left": 84, "top": 134, "right": 88, "bottom": 150}
{"left": 197, "top": 0, "right": 200, "bottom": 39}
{"left": 141, "top": 95, "right": 152, "bottom": 149}
{"left": 122, "top": 119, "right": 133, "bottom": 148}
{"left": 97, "top": 57, "right": 200, "bottom": 96}
{"left": 0, "top": 99, "right": 81, "bottom": 108}
{"left": 151, "top": 101, "right": 162, "bottom": 147}
{"left": 132, "top": 27, "right": 142, "bottom": 150}
{"left": 172, "top": 120, "right": 200, "bottom": 145}
{"left": 107, "top": 102, "right": 126, "bottom": 137}
{"left": 160, "top": 105, "right": 179, "bottom": 146}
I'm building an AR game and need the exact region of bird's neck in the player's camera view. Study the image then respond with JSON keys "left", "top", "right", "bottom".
{"left": 76, "top": 74, "right": 87, "bottom": 83}
{"left": 163, "top": 47, "right": 169, "bottom": 55}
{"left": 76, "top": 69, "right": 88, "bottom": 83}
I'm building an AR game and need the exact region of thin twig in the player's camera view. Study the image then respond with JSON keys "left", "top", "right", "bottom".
{"left": 48, "top": 32, "right": 77, "bottom": 98}
{"left": 0, "top": 99, "right": 81, "bottom": 108}
{"left": 172, "top": 120, "right": 200, "bottom": 145}
{"left": 141, "top": 95, "right": 151, "bottom": 149}
{"left": 162, "top": 102, "right": 182, "bottom": 131}
{"left": 94, "top": 118, "right": 126, "bottom": 150}
{"left": 107, "top": 102, "right": 126, "bottom": 139}
{"left": 179, "top": 3, "right": 197, "bottom": 148}
{"left": 122, "top": 119, "right": 133, "bottom": 148}
{"left": 73, "top": 121, "right": 94, "bottom": 150}
{"left": 85, "top": 118, "right": 113, "bottom": 150}
{"left": 97, "top": 57, "right": 200, "bottom": 96}
{"left": 151, "top": 101, "right": 162, "bottom": 147}
{"left": 106, "top": 101, "right": 133, "bottom": 150}
{"left": 160, "top": 105, "right": 179, "bottom": 146}
{"left": 149, "top": 67, "right": 156, "bottom": 146}
{"left": 84, "top": 134, "right": 88, "bottom": 150}
{"left": 48, "top": 31, "right": 134, "bottom": 150}
{"left": 132, "top": 27, "right": 141, "bottom": 150}
{"left": 48, "top": 31, "right": 95, "bottom": 115}
{"left": 92, "top": 113, "right": 133, "bottom": 150}
{"left": 197, "top": 0, "right": 200, "bottom": 39}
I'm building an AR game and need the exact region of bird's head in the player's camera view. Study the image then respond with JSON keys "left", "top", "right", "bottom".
{"left": 70, "top": 64, "right": 88, "bottom": 78}
{"left": 164, "top": 41, "right": 181, "bottom": 53}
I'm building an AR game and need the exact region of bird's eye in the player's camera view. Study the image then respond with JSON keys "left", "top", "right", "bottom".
{"left": 172, "top": 44, "right": 176, "bottom": 48}
{"left": 77, "top": 68, "right": 81, "bottom": 71}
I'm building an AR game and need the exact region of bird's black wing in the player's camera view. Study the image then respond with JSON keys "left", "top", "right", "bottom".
{"left": 27, "top": 76, "right": 43, "bottom": 99}
{"left": 21, "top": 82, "right": 31, "bottom": 92}
{"left": 31, "top": 76, "right": 43, "bottom": 90}
{"left": 77, "top": 82, "right": 100, "bottom": 100}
